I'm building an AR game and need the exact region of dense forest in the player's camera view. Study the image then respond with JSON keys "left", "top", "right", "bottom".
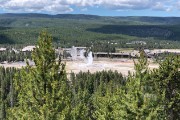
{"left": 0, "top": 31, "right": 179, "bottom": 119}
{"left": 0, "top": 50, "right": 31, "bottom": 63}
{"left": 1, "top": 14, "right": 180, "bottom": 49}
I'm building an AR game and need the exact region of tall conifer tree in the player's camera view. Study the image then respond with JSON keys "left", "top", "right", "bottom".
{"left": 9, "top": 30, "right": 72, "bottom": 119}
{"left": 117, "top": 51, "right": 159, "bottom": 119}
{"left": 0, "top": 67, "right": 6, "bottom": 119}
{"left": 152, "top": 55, "right": 180, "bottom": 119}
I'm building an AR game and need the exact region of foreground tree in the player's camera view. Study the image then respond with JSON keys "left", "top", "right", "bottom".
{"left": 0, "top": 67, "right": 17, "bottom": 120}
{"left": 0, "top": 67, "right": 6, "bottom": 119}
{"left": 9, "top": 31, "right": 72, "bottom": 119}
{"left": 120, "top": 51, "right": 159, "bottom": 119}
{"left": 152, "top": 55, "right": 180, "bottom": 119}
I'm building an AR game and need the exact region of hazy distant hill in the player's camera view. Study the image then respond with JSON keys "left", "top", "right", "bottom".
{"left": 116, "top": 16, "right": 180, "bottom": 25}
{"left": 1, "top": 13, "right": 180, "bottom": 25}
{"left": 0, "top": 13, "right": 102, "bottom": 20}
{"left": 0, "top": 13, "right": 180, "bottom": 48}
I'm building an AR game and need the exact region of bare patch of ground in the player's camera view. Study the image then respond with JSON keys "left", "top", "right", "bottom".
{"left": 66, "top": 59, "right": 159, "bottom": 76}
{"left": 0, "top": 59, "right": 159, "bottom": 76}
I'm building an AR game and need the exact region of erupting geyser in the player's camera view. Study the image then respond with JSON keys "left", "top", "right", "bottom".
{"left": 70, "top": 46, "right": 93, "bottom": 66}
{"left": 79, "top": 49, "right": 85, "bottom": 60}
{"left": 71, "top": 46, "right": 77, "bottom": 60}
{"left": 87, "top": 51, "right": 93, "bottom": 65}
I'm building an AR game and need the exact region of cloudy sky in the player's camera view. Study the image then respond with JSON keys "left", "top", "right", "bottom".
{"left": 0, "top": 0, "right": 179, "bottom": 16}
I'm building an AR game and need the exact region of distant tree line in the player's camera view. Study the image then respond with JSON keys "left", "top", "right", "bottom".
{"left": 1, "top": 16, "right": 180, "bottom": 50}
{"left": 0, "top": 50, "right": 32, "bottom": 63}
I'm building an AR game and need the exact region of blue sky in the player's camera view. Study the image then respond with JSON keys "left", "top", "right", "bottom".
{"left": 0, "top": 0, "right": 180, "bottom": 16}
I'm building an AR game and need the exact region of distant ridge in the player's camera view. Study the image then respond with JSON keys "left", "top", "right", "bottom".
{"left": 1, "top": 13, "right": 180, "bottom": 45}
{"left": 1, "top": 13, "right": 180, "bottom": 24}
{"left": 0, "top": 13, "right": 102, "bottom": 20}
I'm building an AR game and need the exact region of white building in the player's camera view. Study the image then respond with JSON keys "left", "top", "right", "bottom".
{"left": 22, "top": 46, "right": 36, "bottom": 52}
{"left": 0, "top": 47, "right": 6, "bottom": 52}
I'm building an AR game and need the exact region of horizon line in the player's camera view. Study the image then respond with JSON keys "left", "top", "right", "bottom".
{"left": 0, "top": 13, "right": 180, "bottom": 18}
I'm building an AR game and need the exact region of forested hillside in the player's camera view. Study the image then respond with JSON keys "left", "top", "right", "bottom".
{"left": 0, "top": 31, "right": 179, "bottom": 119}
{"left": 1, "top": 13, "right": 180, "bottom": 49}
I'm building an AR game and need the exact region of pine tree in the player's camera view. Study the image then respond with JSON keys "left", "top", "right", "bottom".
{"left": 9, "top": 30, "right": 72, "bottom": 120}
{"left": 0, "top": 67, "right": 17, "bottom": 119}
{"left": 93, "top": 81, "right": 119, "bottom": 120}
{"left": 0, "top": 67, "right": 6, "bottom": 119}
{"left": 152, "top": 55, "right": 180, "bottom": 119}
{"left": 71, "top": 71, "right": 96, "bottom": 120}
{"left": 117, "top": 51, "right": 160, "bottom": 119}
{"left": 92, "top": 71, "right": 125, "bottom": 120}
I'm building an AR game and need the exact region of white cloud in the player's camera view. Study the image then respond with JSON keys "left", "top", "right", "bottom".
{"left": 0, "top": 0, "right": 73, "bottom": 13}
{"left": 100, "top": 0, "right": 173, "bottom": 11}
{"left": 0, "top": 0, "right": 178, "bottom": 13}
{"left": 152, "top": 2, "right": 171, "bottom": 11}
{"left": 81, "top": 8, "right": 88, "bottom": 12}
{"left": 176, "top": 1, "right": 180, "bottom": 10}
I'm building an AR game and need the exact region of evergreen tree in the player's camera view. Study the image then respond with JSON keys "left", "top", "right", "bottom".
{"left": 0, "top": 67, "right": 6, "bottom": 119}
{"left": 152, "top": 55, "right": 180, "bottom": 119}
{"left": 0, "top": 67, "right": 17, "bottom": 119}
{"left": 93, "top": 81, "right": 120, "bottom": 120}
{"left": 117, "top": 51, "right": 160, "bottom": 119}
{"left": 9, "top": 31, "right": 72, "bottom": 119}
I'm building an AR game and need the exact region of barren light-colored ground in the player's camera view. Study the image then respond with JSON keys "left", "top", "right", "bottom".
{"left": 0, "top": 61, "right": 34, "bottom": 68}
{"left": 66, "top": 59, "right": 159, "bottom": 76}
{"left": 0, "top": 59, "right": 159, "bottom": 76}
{"left": 0, "top": 62, "right": 26, "bottom": 68}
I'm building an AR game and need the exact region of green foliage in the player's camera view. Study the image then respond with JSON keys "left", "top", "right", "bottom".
{"left": 93, "top": 81, "right": 123, "bottom": 120}
{"left": 0, "top": 67, "right": 17, "bottom": 119}
{"left": 1, "top": 14, "right": 180, "bottom": 49}
{"left": 70, "top": 70, "right": 125, "bottom": 120}
{"left": 0, "top": 50, "right": 32, "bottom": 62}
{"left": 119, "top": 51, "right": 157, "bottom": 119}
{"left": 91, "top": 52, "right": 180, "bottom": 120}
{"left": 9, "top": 31, "right": 72, "bottom": 119}
{"left": 152, "top": 55, "right": 180, "bottom": 119}
{"left": 0, "top": 29, "right": 179, "bottom": 119}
